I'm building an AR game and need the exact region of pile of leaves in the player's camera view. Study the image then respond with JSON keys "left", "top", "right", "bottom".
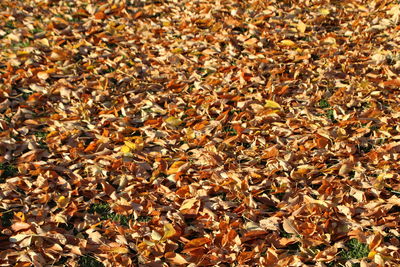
{"left": 1, "top": 0, "right": 400, "bottom": 266}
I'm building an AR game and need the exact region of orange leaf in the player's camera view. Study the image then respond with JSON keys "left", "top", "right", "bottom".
{"left": 185, "top": 237, "right": 211, "bottom": 248}
{"left": 14, "top": 212, "right": 26, "bottom": 222}
{"left": 383, "top": 78, "right": 400, "bottom": 87}
{"left": 315, "top": 136, "right": 329, "bottom": 148}
{"left": 261, "top": 146, "right": 279, "bottom": 159}
{"left": 94, "top": 11, "right": 106, "bottom": 20}
{"left": 133, "top": 11, "right": 143, "bottom": 19}
{"left": 369, "top": 233, "right": 382, "bottom": 251}
{"left": 11, "top": 222, "right": 31, "bottom": 232}
{"left": 84, "top": 141, "right": 98, "bottom": 153}
{"left": 165, "top": 252, "right": 188, "bottom": 265}
{"left": 167, "top": 161, "right": 186, "bottom": 174}
{"left": 238, "top": 251, "right": 255, "bottom": 264}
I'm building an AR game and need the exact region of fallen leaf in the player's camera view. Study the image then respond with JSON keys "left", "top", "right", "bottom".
{"left": 37, "top": 71, "right": 49, "bottom": 80}
{"left": 165, "top": 116, "right": 183, "bottom": 127}
{"left": 279, "top": 40, "right": 296, "bottom": 47}
{"left": 165, "top": 252, "right": 188, "bottom": 265}
{"left": 167, "top": 161, "right": 186, "bottom": 174}
{"left": 11, "top": 222, "right": 31, "bottom": 232}
{"left": 282, "top": 218, "right": 299, "bottom": 236}
{"left": 162, "top": 223, "right": 176, "bottom": 241}
{"left": 264, "top": 100, "right": 281, "bottom": 109}
{"left": 297, "top": 21, "right": 307, "bottom": 33}
{"left": 185, "top": 237, "right": 211, "bottom": 248}
{"left": 57, "top": 196, "right": 69, "bottom": 208}
{"left": 180, "top": 198, "right": 198, "bottom": 210}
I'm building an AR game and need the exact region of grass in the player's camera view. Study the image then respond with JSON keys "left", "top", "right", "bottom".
{"left": 137, "top": 215, "right": 152, "bottom": 222}
{"left": 5, "top": 21, "right": 15, "bottom": 29}
{"left": 319, "top": 99, "right": 330, "bottom": 108}
{"left": 1, "top": 211, "right": 14, "bottom": 227}
{"left": 30, "top": 27, "right": 43, "bottom": 34}
{"left": 317, "top": 99, "right": 337, "bottom": 122}
{"left": 223, "top": 126, "right": 237, "bottom": 136}
{"left": 35, "top": 131, "right": 48, "bottom": 149}
{"left": 11, "top": 41, "right": 31, "bottom": 48}
{"left": 89, "top": 203, "right": 134, "bottom": 226}
{"left": 78, "top": 255, "right": 104, "bottom": 267}
{"left": 35, "top": 131, "right": 48, "bottom": 139}
{"left": 327, "top": 238, "right": 369, "bottom": 266}
{"left": 325, "top": 109, "right": 336, "bottom": 121}
{"left": 340, "top": 239, "right": 369, "bottom": 260}
{"left": 0, "top": 163, "right": 18, "bottom": 181}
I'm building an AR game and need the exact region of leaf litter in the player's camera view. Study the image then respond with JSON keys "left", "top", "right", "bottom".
{"left": 1, "top": 0, "right": 400, "bottom": 266}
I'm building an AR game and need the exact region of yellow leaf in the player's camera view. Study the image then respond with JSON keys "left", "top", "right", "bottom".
{"left": 165, "top": 116, "right": 182, "bottom": 127}
{"left": 15, "top": 212, "right": 26, "bottom": 222}
{"left": 297, "top": 21, "right": 306, "bottom": 33}
{"left": 57, "top": 196, "right": 69, "bottom": 208}
{"left": 151, "top": 230, "right": 162, "bottom": 241}
{"left": 377, "top": 173, "right": 393, "bottom": 181}
{"left": 109, "top": 246, "right": 129, "bottom": 254}
{"left": 180, "top": 198, "right": 198, "bottom": 210}
{"left": 121, "top": 137, "right": 144, "bottom": 154}
{"left": 320, "top": 8, "right": 330, "bottom": 15}
{"left": 172, "top": 47, "right": 184, "bottom": 54}
{"left": 54, "top": 214, "right": 67, "bottom": 223}
{"left": 264, "top": 100, "right": 281, "bottom": 109}
{"left": 280, "top": 40, "right": 296, "bottom": 47}
{"left": 124, "top": 140, "right": 136, "bottom": 149}
{"left": 185, "top": 128, "right": 195, "bottom": 140}
{"left": 368, "top": 251, "right": 377, "bottom": 259}
{"left": 121, "top": 145, "right": 131, "bottom": 153}
{"left": 167, "top": 161, "right": 186, "bottom": 174}
{"left": 162, "top": 223, "right": 176, "bottom": 241}
{"left": 143, "top": 240, "right": 156, "bottom": 246}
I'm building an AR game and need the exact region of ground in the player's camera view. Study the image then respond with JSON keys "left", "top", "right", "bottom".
{"left": 1, "top": 0, "right": 400, "bottom": 266}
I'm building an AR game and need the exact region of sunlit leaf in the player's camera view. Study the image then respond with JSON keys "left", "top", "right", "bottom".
{"left": 57, "top": 196, "right": 69, "bottom": 209}
{"left": 297, "top": 21, "right": 307, "bottom": 33}
{"left": 162, "top": 223, "right": 176, "bottom": 241}
{"left": 165, "top": 116, "right": 183, "bottom": 127}
{"left": 151, "top": 230, "right": 162, "bottom": 241}
{"left": 167, "top": 161, "right": 186, "bottom": 174}
{"left": 279, "top": 40, "right": 296, "bottom": 47}
{"left": 264, "top": 100, "right": 281, "bottom": 109}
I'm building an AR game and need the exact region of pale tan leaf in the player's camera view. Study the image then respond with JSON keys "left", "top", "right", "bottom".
{"left": 180, "top": 198, "right": 198, "bottom": 210}
{"left": 282, "top": 218, "right": 299, "bottom": 235}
